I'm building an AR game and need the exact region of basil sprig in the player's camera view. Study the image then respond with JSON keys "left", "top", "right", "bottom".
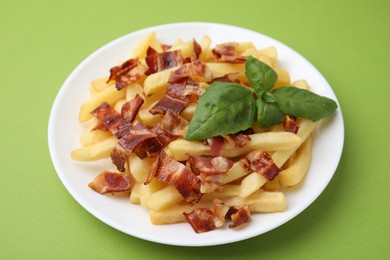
{"left": 184, "top": 82, "right": 256, "bottom": 141}
{"left": 184, "top": 56, "right": 337, "bottom": 141}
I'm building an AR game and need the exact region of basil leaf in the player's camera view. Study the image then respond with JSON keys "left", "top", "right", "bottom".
{"left": 245, "top": 55, "right": 278, "bottom": 94}
{"left": 257, "top": 96, "right": 284, "bottom": 128}
{"left": 184, "top": 82, "right": 257, "bottom": 141}
{"left": 272, "top": 87, "right": 338, "bottom": 121}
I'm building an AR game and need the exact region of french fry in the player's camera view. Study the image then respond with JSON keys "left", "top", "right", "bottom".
{"left": 114, "top": 99, "right": 126, "bottom": 113}
{"left": 168, "top": 39, "right": 184, "bottom": 50}
{"left": 169, "top": 40, "right": 194, "bottom": 59}
{"left": 147, "top": 185, "right": 183, "bottom": 211}
{"left": 245, "top": 190, "right": 286, "bottom": 212}
{"left": 236, "top": 42, "right": 256, "bottom": 54}
{"left": 149, "top": 201, "right": 213, "bottom": 225}
{"left": 71, "top": 136, "right": 117, "bottom": 161}
{"left": 262, "top": 176, "right": 281, "bottom": 191}
{"left": 130, "top": 32, "right": 156, "bottom": 59}
{"left": 129, "top": 183, "right": 141, "bottom": 204}
{"left": 200, "top": 184, "right": 241, "bottom": 202}
{"left": 143, "top": 66, "right": 178, "bottom": 96}
{"left": 79, "top": 85, "right": 126, "bottom": 123}
{"left": 168, "top": 132, "right": 301, "bottom": 161}
{"left": 90, "top": 76, "right": 112, "bottom": 92}
{"left": 274, "top": 68, "right": 290, "bottom": 88}
{"left": 206, "top": 63, "right": 245, "bottom": 79}
{"left": 79, "top": 118, "right": 112, "bottom": 147}
{"left": 126, "top": 82, "right": 145, "bottom": 101}
{"left": 199, "top": 35, "right": 212, "bottom": 61}
{"left": 181, "top": 103, "right": 197, "bottom": 121}
{"left": 272, "top": 118, "right": 315, "bottom": 168}
{"left": 128, "top": 153, "right": 152, "bottom": 183}
{"left": 239, "top": 172, "right": 267, "bottom": 198}
{"left": 223, "top": 162, "right": 250, "bottom": 184}
{"left": 279, "top": 136, "right": 312, "bottom": 187}
{"left": 292, "top": 79, "right": 310, "bottom": 90}
{"left": 89, "top": 85, "right": 100, "bottom": 96}
{"left": 139, "top": 177, "right": 166, "bottom": 208}
{"left": 258, "top": 46, "right": 277, "bottom": 60}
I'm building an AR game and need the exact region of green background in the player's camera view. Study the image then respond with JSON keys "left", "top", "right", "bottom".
{"left": 1, "top": 0, "right": 389, "bottom": 259}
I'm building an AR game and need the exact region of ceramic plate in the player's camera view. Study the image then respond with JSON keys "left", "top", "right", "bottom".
{"left": 48, "top": 22, "right": 344, "bottom": 246}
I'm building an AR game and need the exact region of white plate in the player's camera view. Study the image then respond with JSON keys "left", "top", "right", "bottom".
{"left": 48, "top": 22, "right": 344, "bottom": 246}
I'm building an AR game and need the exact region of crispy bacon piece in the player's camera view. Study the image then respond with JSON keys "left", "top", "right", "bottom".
{"left": 110, "top": 146, "right": 127, "bottom": 172}
{"left": 91, "top": 102, "right": 133, "bottom": 138}
{"left": 147, "top": 151, "right": 201, "bottom": 204}
{"left": 160, "top": 110, "right": 188, "bottom": 137}
{"left": 212, "top": 42, "right": 246, "bottom": 64}
{"left": 168, "top": 60, "right": 212, "bottom": 83}
{"left": 284, "top": 115, "right": 299, "bottom": 134}
{"left": 187, "top": 155, "right": 233, "bottom": 193}
{"left": 193, "top": 39, "right": 202, "bottom": 61}
{"left": 117, "top": 123, "right": 161, "bottom": 159}
{"left": 149, "top": 95, "right": 188, "bottom": 115}
{"left": 226, "top": 205, "right": 251, "bottom": 228}
{"left": 88, "top": 171, "right": 131, "bottom": 194}
{"left": 183, "top": 200, "right": 229, "bottom": 233}
{"left": 240, "top": 150, "right": 280, "bottom": 181}
{"left": 121, "top": 94, "right": 144, "bottom": 122}
{"left": 187, "top": 155, "right": 233, "bottom": 176}
{"left": 166, "top": 78, "right": 203, "bottom": 100}
{"left": 108, "top": 58, "right": 147, "bottom": 90}
{"left": 91, "top": 103, "right": 123, "bottom": 134}
{"left": 145, "top": 49, "right": 183, "bottom": 75}
{"left": 146, "top": 46, "right": 159, "bottom": 56}
{"left": 184, "top": 208, "right": 216, "bottom": 233}
{"left": 150, "top": 78, "right": 203, "bottom": 115}
{"left": 207, "top": 136, "right": 225, "bottom": 157}
{"left": 222, "top": 133, "right": 251, "bottom": 148}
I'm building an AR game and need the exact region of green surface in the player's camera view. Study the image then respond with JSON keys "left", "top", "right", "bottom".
{"left": 1, "top": 0, "right": 389, "bottom": 259}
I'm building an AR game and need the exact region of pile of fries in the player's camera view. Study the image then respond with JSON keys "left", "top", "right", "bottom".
{"left": 71, "top": 32, "right": 315, "bottom": 229}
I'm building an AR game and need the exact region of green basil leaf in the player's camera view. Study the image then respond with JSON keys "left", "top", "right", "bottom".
{"left": 257, "top": 96, "right": 284, "bottom": 128}
{"left": 272, "top": 87, "right": 338, "bottom": 121}
{"left": 245, "top": 55, "right": 278, "bottom": 94}
{"left": 184, "top": 82, "right": 257, "bottom": 141}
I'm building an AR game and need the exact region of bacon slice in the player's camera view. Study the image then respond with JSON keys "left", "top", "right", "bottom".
{"left": 193, "top": 39, "right": 202, "bottom": 61}
{"left": 166, "top": 78, "right": 204, "bottom": 100}
{"left": 88, "top": 171, "right": 131, "bottom": 194}
{"left": 212, "top": 42, "right": 246, "bottom": 64}
{"left": 187, "top": 155, "right": 233, "bottom": 176}
{"left": 149, "top": 78, "right": 203, "bottom": 115}
{"left": 168, "top": 60, "right": 212, "bottom": 83}
{"left": 240, "top": 150, "right": 280, "bottom": 181}
{"left": 183, "top": 199, "right": 229, "bottom": 233}
{"left": 284, "top": 115, "right": 299, "bottom": 134}
{"left": 91, "top": 103, "right": 124, "bottom": 135}
{"left": 149, "top": 95, "right": 188, "bottom": 115}
{"left": 110, "top": 146, "right": 127, "bottom": 172}
{"left": 108, "top": 58, "right": 147, "bottom": 90}
{"left": 160, "top": 110, "right": 188, "bottom": 137}
{"left": 147, "top": 151, "right": 201, "bottom": 204}
{"left": 117, "top": 123, "right": 161, "bottom": 159}
{"left": 145, "top": 49, "right": 183, "bottom": 75}
{"left": 226, "top": 205, "right": 251, "bottom": 228}
{"left": 187, "top": 155, "right": 233, "bottom": 193}
{"left": 207, "top": 136, "right": 225, "bottom": 157}
{"left": 222, "top": 133, "right": 251, "bottom": 148}
{"left": 121, "top": 94, "right": 144, "bottom": 122}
